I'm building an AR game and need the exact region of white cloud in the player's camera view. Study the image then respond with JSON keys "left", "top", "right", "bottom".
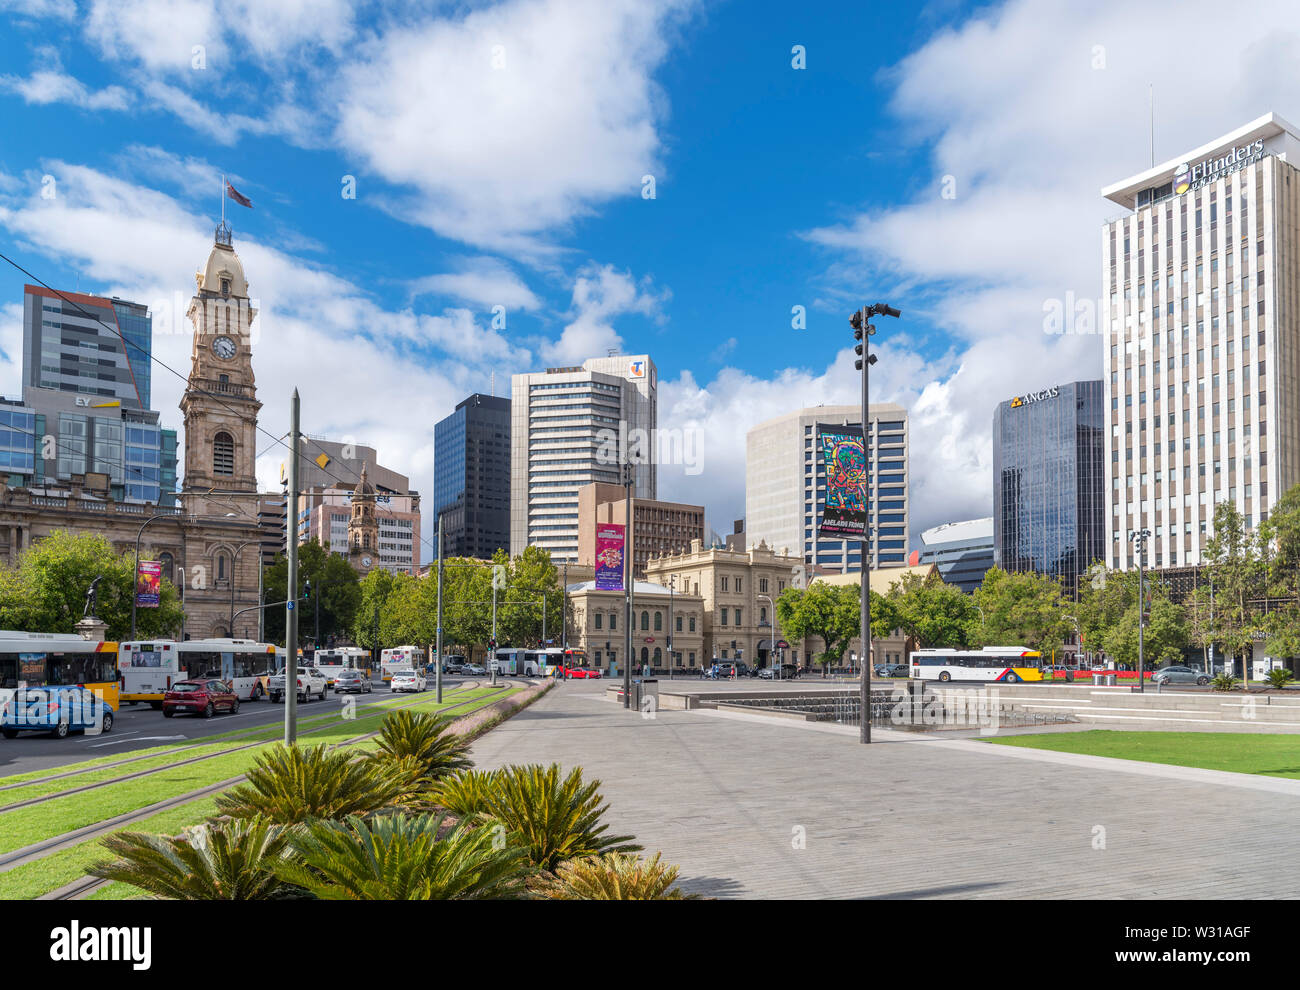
{"left": 0, "top": 69, "right": 131, "bottom": 111}
{"left": 541, "top": 263, "right": 668, "bottom": 366}
{"left": 334, "top": 0, "right": 694, "bottom": 252}
{"left": 410, "top": 256, "right": 541, "bottom": 312}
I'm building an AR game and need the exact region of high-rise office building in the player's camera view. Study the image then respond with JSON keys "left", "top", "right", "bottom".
{"left": 992, "top": 380, "right": 1105, "bottom": 588}
{"left": 510, "top": 355, "right": 657, "bottom": 562}
{"left": 916, "top": 517, "right": 995, "bottom": 593}
{"left": 23, "top": 285, "right": 153, "bottom": 408}
{"left": 575, "top": 482, "right": 705, "bottom": 578}
{"left": 434, "top": 393, "right": 511, "bottom": 559}
{"left": 1101, "top": 112, "right": 1300, "bottom": 569}
{"left": 745, "top": 403, "right": 909, "bottom": 573}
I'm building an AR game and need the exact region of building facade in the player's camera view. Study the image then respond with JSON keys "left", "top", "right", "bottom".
{"left": 992, "top": 380, "right": 1105, "bottom": 589}
{"left": 1101, "top": 112, "right": 1300, "bottom": 569}
{"left": 434, "top": 393, "right": 510, "bottom": 559}
{"left": 564, "top": 579, "right": 704, "bottom": 675}
{"left": 23, "top": 285, "right": 153, "bottom": 408}
{"left": 644, "top": 539, "right": 803, "bottom": 667}
{"left": 916, "top": 517, "right": 995, "bottom": 593}
{"left": 298, "top": 482, "right": 421, "bottom": 576}
{"left": 745, "top": 403, "right": 909, "bottom": 575}
{"left": 510, "top": 354, "right": 657, "bottom": 562}
{"left": 575, "top": 482, "right": 705, "bottom": 579}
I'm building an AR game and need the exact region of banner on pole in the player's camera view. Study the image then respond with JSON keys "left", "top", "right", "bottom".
{"left": 136, "top": 560, "right": 162, "bottom": 608}
{"left": 815, "top": 423, "right": 867, "bottom": 541}
{"left": 594, "top": 524, "right": 626, "bottom": 591}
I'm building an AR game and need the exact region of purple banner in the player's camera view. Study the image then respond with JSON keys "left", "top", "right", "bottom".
{"left": 595, "top": 524, "right": 626, "bottom": 591}
{"left": 136, "top": 560, "right": 162, "bottom": 608}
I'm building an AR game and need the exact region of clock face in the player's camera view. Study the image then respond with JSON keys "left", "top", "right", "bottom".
{"left": 212, "top": 335, "right": 237, "bottom": 360}
{"left": 362, "top": 556, "right": 373, "bottom": 568}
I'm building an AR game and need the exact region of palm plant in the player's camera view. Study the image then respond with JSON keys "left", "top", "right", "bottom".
{"left": 1265, "top": 667, "right": 1295, "bottom": 690}
{"left": 426, "top": 768, "right": 504, "bottom": 820}
{"left": 216, "top": 744, "right": 411, "bottom": 824}
{"left": 368, "top": 710, "right": 472, "bottom": 783}
{"left": 271, "top": 813, "right": 530, "bottom": 899}
{"left": 529, "top": 852, "right": 697, "bottom": 900}
{"left": 1211, "top": 673, "right": 1241, "bottom": 692}
{"left": 88, "top": 817, "right": 304, "bottom": 900}
{"left": 484, "top": 763, "right": 640, "bottom": 872}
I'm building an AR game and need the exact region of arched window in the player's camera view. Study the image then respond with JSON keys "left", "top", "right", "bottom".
{"left": 641, "top": 647, "right": 649, "bottom": 663}
{"left": 653, "top": 647, "right": 662, "bottom": 663}
{"left": 216, "top": 552, "right": 227, "bottom": 581}
{"left": 159, "top": 552, "right": 174, "bottom": 585}
{"left": 213, "top": 432, "right": 234, "bottom": 476}
{"left": 640, "top": 611, "right": 649, "bottom": 630}
{"left": 654, "top": 612, "right": 662, "bottom": 631}
{"left": 760, "top": 607, "right": 768, "bottom": 624}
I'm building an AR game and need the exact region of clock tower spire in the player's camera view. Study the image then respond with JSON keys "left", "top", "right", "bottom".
{"left": 180, "top": 223, "right": 261, "bottom": 512}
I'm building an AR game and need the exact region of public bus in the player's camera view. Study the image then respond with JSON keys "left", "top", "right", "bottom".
{"left": 118, "top": 638, "right": 279, "bottom": 704}
{"left": 0, "top": 632, "right": 120, "bottom": 711}
{"left": 490, "top": 647, "right": 544, "bottom": 677}
{"left": 313, "top": 646, "right": 372, "bottom": 685}
{"left": 529, "top": 647, "right": 587, "bottom": 675}
{"left": 380, "top": 645, "right": 423, "bottom": 682}
{"left": 909, "top": 647, "right": 1045, "bottom": 683}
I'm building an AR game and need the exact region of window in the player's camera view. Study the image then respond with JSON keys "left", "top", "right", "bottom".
{"left": 689, "top": 616, "right": 696, "bottom": 632}
{"left": 610, "top": 613, "right": 617, "bottom": 631}
{"left": 734, "top": 608, "right": 742, "bottom": 626}
{"left": 595, "top": 613, "right": 602, "bottom": 630}
{"left": 641, "top": 611, "right": 649, "bottom": 631}
{"left": 654, "top": 612, "right": 662, "bottom": 631}
{"left": 213, "top": 432, "right": 234, "bottom": 476}
{"left": 720, "top": 609, "right": 728, "bottom": 626}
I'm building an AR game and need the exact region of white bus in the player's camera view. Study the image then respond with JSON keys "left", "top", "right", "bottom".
{"left": 314, "top": 646, "right": 372, "bottom": 686}
{"left": 119, "top": 638, "right": 279, "bottom": 704}
{"left": 909, "top": 647, "right": 1045, "bottom": 683}
{"left": 490, "top": 647, "right": 544, "bottom": 677}
{"left": 380, "top": 645, "right": 423, "bottom": 682}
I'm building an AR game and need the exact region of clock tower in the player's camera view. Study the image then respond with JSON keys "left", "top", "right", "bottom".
{"left": 348, "top": 463, "right": 379, "bottom": 575}
{"left": 180, "top": 222, "right": 261, "bottom": 515}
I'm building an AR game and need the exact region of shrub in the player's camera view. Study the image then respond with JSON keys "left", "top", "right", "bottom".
{"left": 271, "top": 813, "right": 529, "bottom": 899}
{"left": 426, "top": 768, "right": 504, "bottom": 820}
{"left": 484, "top": 763, "right": 640, "bottom": 872}
{"left": 529, "top": 852, "right": 696, "bottom": 900}
{"left": 1211, "top": 673, "right": 1241, "bottom": 692}
{"left": 369, "top": 710, "right": 472, "bottom": 783}
{"left": 89, "top": 817, "right": 304, "bottom": 900}
{"left": 216, "top": 744, "right": 411, "bottom": 824}
{"left": 1265, "top": 668, "right": 1295, "bottom": 690}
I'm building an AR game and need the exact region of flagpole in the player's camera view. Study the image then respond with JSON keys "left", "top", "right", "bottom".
{"left": 221, "top": 173, "right": 225, "bottom": 226}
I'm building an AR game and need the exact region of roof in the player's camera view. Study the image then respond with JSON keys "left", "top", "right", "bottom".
{"left": 1102, "top": 111, "right": 1300, "bottom": 208}
{"left": 920, "top": 518, "right": 993, "bottom": 546}
{"left": 811, "top": 563, "right": 939, "bottom": 595}
{"left": 565, "top": 579, "right": 679, "bottom": 596}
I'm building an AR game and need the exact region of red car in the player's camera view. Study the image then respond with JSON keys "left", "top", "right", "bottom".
{"left": 564, "top": 666, "right": 603, "bottom": 680}
{"left": 163, "top": 678, "right": 240, "bottom": 718}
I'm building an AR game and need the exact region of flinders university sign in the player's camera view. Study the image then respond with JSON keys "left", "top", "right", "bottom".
{"left": 1174, "top": 139, "right": 1265, "bottom": 195}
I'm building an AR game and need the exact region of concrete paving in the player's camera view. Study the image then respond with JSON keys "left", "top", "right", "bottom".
{"left": 468, "top": 679, "right": 1300, "bottom": 899}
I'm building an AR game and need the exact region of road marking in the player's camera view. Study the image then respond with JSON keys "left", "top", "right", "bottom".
{"left": 90, "top": 734, "right": 186, "bottom": 748}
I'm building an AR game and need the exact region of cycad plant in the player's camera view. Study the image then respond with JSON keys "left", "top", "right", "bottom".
{"left": 530, "top": 852, "right": 697, "bottom": 900}
{"left": 426, "top": 768, "right": 504, "bottom": 820}
{"left": 89, "top": 817, "right": 304, "bottom": 900}
{"left": 370, "top": 710, "right": 473, "bottom": 783}
{"left": 216, "top": 744, "right": 411, "bottom": 824}
{"left": 484, "top": 763, "right": 640, "bottom": 872}
{"left": 1265, "top": 667, "right": 1295, "bottom": 690}
{"left": 271, "top": 813, "right": 530, "bottom": 899}
{"left": 1211, "top": 673, "right": 1241, "bottom": 692}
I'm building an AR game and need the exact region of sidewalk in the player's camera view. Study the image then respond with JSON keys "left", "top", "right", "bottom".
{"left": 467, "top": 683, "right": 1300, "bottom": 899}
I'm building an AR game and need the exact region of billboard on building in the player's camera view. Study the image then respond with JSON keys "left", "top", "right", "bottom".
{"left": 594, "top": 524, "right": 626, "bottom": 591}
{"left": 816, "top": 424, "right": 866, "bottom": 540}
{"left": 135, "top": 560, "right": 162, "bottom": 608}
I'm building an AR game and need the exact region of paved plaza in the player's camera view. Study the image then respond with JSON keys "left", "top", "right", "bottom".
{"left": 469, "top": 680, "right": 1300, "bottom": 898}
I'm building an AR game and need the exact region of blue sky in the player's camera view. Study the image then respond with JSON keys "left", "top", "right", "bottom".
{"left": 2, "top": 0, "right": 1299, "bottom": 564}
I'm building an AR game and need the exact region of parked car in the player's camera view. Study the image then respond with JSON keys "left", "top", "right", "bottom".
{"left": 1041, "top": 665, "right": 1077, "bottom": 682}
{"left": 269, "top": 666, "right": 328, "bottom": 704}
{"left": 564, "top": 666, "right": 602, "bottom": 679}
{"left": 1152, "top": 665, "right": 1211, "bottom": 686}
{"left": 1, "top": 685, "right": 114, "bottom": 738}
{"left": 163, "top": 679, "right": 240, "bottom": 719}
{"left": 390, "top": 668, "right": 428, "bottom": 693}
{"left": 757, "top": 663, "right": 800, "bottom": 680}
{"left": 462, "top": 663, "right": 487, "bottom": 676}
{"left": 332, "top": 668, "right": 372, "bottom": 694}
{"left": 874, "top": 663, "right": 909, "bottom": 678}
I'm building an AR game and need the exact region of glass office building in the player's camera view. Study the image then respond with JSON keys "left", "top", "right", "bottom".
{"left": 917, "top": 517, "right": 994, "bottom": 593}
{"left": 993, "top": 380, "right": 1105, "bottom": 589}
{"left": 434, "top": 393, "right": 511, "bottom": 559}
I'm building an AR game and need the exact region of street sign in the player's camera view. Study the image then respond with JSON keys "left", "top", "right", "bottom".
{"left": 286, "top": 601, "right": 295, "bottom": 611}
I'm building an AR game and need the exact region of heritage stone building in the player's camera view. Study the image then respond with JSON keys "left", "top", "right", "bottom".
{"left": 0, "top": 223, "right": 268, "bottom": 639}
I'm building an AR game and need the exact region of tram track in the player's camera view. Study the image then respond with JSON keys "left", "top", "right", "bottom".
{"left": 5, "top": 679, "right": 532, "bottom": 894}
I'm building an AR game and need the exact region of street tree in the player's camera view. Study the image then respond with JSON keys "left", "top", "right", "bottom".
{"left": 887, "top": 571, "right": 978, "bottom": 649}
{"left": 775, "top": 583, "right": 859, "bottom": 674}
{"left": 971, "top": 567, "right": 1072, "bottom": 655}
{"left": 261, "top": 540, "right": 361, "bottom": 647}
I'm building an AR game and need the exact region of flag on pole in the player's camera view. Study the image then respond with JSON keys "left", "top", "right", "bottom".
{"left": 226, "top": 182, "right": 252, "bottom": 208}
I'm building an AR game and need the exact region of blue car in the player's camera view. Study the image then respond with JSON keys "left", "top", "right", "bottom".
{"left": 1, "top": 686, "right": 115, "bottom": 739}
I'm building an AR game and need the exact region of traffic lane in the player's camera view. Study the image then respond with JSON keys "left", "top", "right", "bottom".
{"left": 0, "top": 676, "right": 483, "bottom": 778}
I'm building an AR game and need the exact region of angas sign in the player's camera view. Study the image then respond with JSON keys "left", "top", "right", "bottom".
{"left": 1008, "top": 385, "right": 1060, "bottom": 409}
{"left": 1174, "top": 138, "right": 1265, "bottom": 195}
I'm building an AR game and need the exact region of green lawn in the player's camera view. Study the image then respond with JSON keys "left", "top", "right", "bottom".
{"left": 986, "top": 730, "right": 1300, "bottom": 779}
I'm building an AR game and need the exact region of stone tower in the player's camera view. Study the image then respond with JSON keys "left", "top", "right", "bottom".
{"left": 348, "top": 462, "right": 379, "bottom": 574}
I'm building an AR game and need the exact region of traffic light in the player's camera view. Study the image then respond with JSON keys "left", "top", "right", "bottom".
{"left": 488, "top": 637, "right": 496, "bottom": 650}
{"left": 850, "top": 304, "right": 900, "bottom": 371}
{"left": 302, "top": 579, "right": 310, "bottom": 601}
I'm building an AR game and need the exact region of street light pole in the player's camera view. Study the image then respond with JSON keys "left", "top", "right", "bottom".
{"left": 131, "top": 512, "right": 179, "bottom": 641}
{"left": 623, "top": 459, "right": 634, "bottom": 708}
{"left": 435, "top": 515, "right": 444, "bottom": 703}
{"left": 228, "top": 540, "right": 259, "bottom": 639}
{"left": 285, "top": 389, "right": 301, "bottom": 744}
{"left": 758, "top": 592, "right": 775, "bottom": 678}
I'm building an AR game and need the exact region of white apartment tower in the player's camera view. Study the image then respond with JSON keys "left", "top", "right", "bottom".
{"left": 510, "top": 354, "right": 657, "bottom": 562}
{"left": 745, "top": 403, "right": 909, "bottom": 573}
{"left": 1102, "top": 113, "right": 1300, "bottom": 569}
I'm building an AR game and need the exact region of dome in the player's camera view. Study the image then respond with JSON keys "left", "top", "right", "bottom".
{"left": 196, "top": 239, "right": 250, "bottom": 299}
